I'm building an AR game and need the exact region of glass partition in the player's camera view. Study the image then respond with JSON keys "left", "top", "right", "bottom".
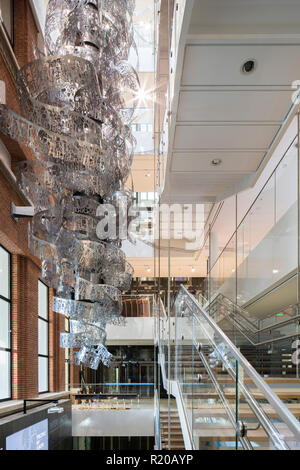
{"left": 208, "top": 123, "right": 298, "bottom": 311}
{"left": 174, "top": 288, "right": 240, "bottom": 450}
{"left": 207, "top": 122, "right": 299, "bottom": 380}
{"left": 210, "top": 234, "right": 236, "bottom": 302}
{"left": 71, "top": 383, "right": 154, "bottom": 409}
{"left": 172, "top": 286, "right": 300, "bottom": 450}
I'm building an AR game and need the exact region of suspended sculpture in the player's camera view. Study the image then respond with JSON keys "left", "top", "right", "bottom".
{"left": 0, "top": 0, "right": 140, "bottom": 369}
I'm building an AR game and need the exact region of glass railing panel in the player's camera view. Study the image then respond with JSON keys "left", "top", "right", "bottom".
{"left": 175, "top": 309, "right": 194, "bottom": 440}
{"left": 71, "top": 383, "right": 154, "bottom": 409}
{"left": 239, "top": 371, "right": 300, "bottom": 450}
{"left": 154, "top": 389, "right": 161, "bottom": 450}
{"left": 174, "top": 286, "right": 300, "bottom": 450}
{"left": 175, "top": 290, "right": 240, "bottom": 449}
{"left": 209, "top": 295, "right": 300, "bottom": 380}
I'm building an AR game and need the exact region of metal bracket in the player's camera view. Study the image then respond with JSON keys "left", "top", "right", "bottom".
{"left": 11, "top": 203, "right": 34, "bottom": 221}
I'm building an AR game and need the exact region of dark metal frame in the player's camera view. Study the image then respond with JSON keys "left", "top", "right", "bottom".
{"left": 0, "top": 243, "right": 11, "bottom": 402}
{"left": 38, "top": 280, "right": 49, "bottom": 394}
{"left": 23, "top": 398, "right": 58, "bottom": 414}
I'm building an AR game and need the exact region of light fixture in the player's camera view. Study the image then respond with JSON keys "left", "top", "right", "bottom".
{"left": 146, "top": 266, "right": 151, "bottom": 273}
{"left": 241, "top": 59, "right": 257, "bottom": 74}
{"left": 211, "top": 159, "right": 222, "bottom": 166}
{"left": 145, "top": 172, "right": 151, "bottom": 178}
{"left": 191, "top": 267, "right": 195, "bottom": 273}
{"left": 273, "top": 269, "right": 279, "bottom": 274}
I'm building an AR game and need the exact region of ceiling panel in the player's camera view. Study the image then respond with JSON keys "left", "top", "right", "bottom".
{"left": 182, "top": 44, "right": 300, "bottom": 86}
{"left": 171, "top": 151, "right": 263, "bottom": 172}
{"left": 177, "top": 90, "right": 293, "bottom": 123}
{"left": 189, "top": 0, "right": 300, "bottom": 35}
{"left": 173, "top": 124, "right": 280, "bottom": 151}
{"left": 168, "top": 173, "right": 247, "bottom": 196}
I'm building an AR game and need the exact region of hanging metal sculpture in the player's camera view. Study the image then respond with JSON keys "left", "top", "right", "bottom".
{"left": 0, "top": 0, "right": 139, "bottom": 369}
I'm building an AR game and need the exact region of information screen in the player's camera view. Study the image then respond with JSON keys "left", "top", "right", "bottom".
{"left": 6, "top": 419, "right": 48, "bottom": 450}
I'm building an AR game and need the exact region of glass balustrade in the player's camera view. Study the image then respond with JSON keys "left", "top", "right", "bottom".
{"left": 71, "top": 383, "right": 154, "bottom": 410}
{"left": 165, "top": 286, "right": 300, "bottom": 450}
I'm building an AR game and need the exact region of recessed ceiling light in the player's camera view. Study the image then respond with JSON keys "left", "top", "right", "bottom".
{"left": 273, "top": 269, "right": 279, "bottom": 274}
{"left": 211, "top": 159, "right": 222, "bottom": 166}
{"left": 191, "top": 267, "right": 195, "bottom": 272}
{"left": 145, "top": 173, "right": 151, "bottom": 177}
{"left": 241, "top": 59, "right": 257, "bottom": 75}
{"left": 146, "top": 267, "right": 151, "bottom": 273}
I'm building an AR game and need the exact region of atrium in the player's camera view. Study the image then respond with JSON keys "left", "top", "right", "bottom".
{"left": 1, "top": 0, "right": 300, "bottom": 453}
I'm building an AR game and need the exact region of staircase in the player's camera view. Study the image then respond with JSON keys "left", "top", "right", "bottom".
{"left": 168, "top": 343, "right": 300, "bottom": 449}
{"left": 160, "top": 410, "right": 185, "bottom": 450}
{"left": 157, "top": 288, "right": 300, "bottom": 450}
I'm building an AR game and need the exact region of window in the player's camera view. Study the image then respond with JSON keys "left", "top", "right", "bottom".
{"left": 0, "top": 0, "right": 13, "bottom": 43}
{"left": 0, "top": 245, "right": 11, "bottom": 401}
{"left": 38, "top": 280, "right": 49, "bottom": 393}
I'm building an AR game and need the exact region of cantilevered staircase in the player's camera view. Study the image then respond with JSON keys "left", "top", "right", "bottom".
{"left": 155, "top": 287, "right": 300, "bottom": 450}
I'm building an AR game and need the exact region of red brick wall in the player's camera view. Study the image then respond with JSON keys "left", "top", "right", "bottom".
{"left": 13, "top": 0, "right": 38, "bottom": 67}
{"left": 70, "top": 358, "right": 81, "bottom": 390}
{"left": 0, "top": 170, "right": 66, "bottom": 399}
{"left": 0, "top": 1, "right": 66, "bottom": 400}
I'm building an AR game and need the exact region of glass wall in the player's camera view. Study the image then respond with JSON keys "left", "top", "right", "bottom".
{"left": 0, "top": 245, "right": 11, "bottom": 401}
{"left": 208, "top": 121, "right": 298, "bottom": 309}
{"left": 210, "top": 234, "right": 236, "bottom": 302}
{"left": 210, "top": 195, "right": 236, "bottom": 268}
{"left": 38, "top": 280, "right": 49, "bottom": 393}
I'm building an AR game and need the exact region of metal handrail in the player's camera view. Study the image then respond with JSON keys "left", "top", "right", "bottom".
{"left": 195, "top": 339, "right": 288, "bottom": 450}
{"left": 154, "top": 389, "right": 161, "bottom": 450}
{"left": 157, "top": 296, "right": 195, "bottom": 450}
{"left": 179, "top": 284, "right": 300, "bottom": 445}
{"left": 214, "top": 293, "right": 299, "bottom": 330}
{"left": 211, "top": 294, "right": 259, "bottom": 331}
{"left": 210, "top": 293, "right": 300, "bottom": 347}
{"left": 198, "top": 349, "right": 253, "bottom": 450}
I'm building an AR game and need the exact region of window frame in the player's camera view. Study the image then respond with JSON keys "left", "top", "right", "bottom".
{"left": 0, "top": 243, "right": 11, "bottom": 402}
{"left": 0, "top": 0, "right": 14, "bottom": 46}
{"left": 38, "top": 279, "right": 49, "bottom": 394}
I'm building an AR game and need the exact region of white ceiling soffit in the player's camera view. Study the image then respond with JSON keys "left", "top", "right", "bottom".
{"left": 162, "top": 0, "right": 300, "bottom": 204}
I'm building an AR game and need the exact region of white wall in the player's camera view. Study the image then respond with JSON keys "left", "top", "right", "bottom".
{"left": 106, "top": 318, "right": 154, "bottom": 345}
{"left": 72, "top": 409, "right": 154, "bottom": 436}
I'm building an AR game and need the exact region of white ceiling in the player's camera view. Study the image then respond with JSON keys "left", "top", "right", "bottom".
{"left": 162, "top": 0, "right": 300, "bottom": 204}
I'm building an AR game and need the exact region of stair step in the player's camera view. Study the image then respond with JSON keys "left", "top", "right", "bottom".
{"left": 192, "top": 403, "right": 300, "bottom": 419}
{"left": 197, "top": 424, "right": 295, "bottom": 443}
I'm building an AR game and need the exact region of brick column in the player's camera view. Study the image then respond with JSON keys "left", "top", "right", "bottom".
{"left": 11, "top": 255, "right": 39, "bottom": 399}
{"left": 70, "top": 355, "right": 81, "bottom": 390}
